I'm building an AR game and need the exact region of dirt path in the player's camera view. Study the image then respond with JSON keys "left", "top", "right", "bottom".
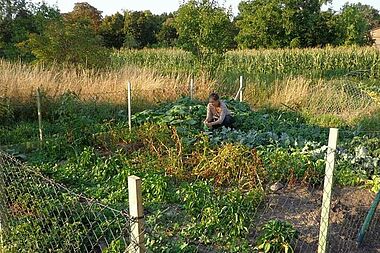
{"left": 252, "top": 186, "right": 380, "bottom": 253}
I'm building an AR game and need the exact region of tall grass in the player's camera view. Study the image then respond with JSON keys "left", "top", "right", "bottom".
{"left": 267, "top": 77, "right": 377, "bottom": 123}
{"left": 2, "top": 45, "right": 380, "bottom": 125}
{"left": 0, "top": 60, "right": 213, "bottom": 105}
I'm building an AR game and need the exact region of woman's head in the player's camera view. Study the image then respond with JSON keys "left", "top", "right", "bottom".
{"left": 209, "top": 92, "right": 220, "bottom": 107}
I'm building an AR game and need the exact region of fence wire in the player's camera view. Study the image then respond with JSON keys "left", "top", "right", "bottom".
{"left": 0, "top": 151, "right": 144, "bottom": 253}
{"left": 252, "top": 130, "right": 380, "bottom": 253}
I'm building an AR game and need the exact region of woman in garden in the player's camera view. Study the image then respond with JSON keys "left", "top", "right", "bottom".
{"left": 204, "top": 93, "right": 234, "bottom": 129}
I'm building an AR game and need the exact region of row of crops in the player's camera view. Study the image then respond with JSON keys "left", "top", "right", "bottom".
{"left": 112, "top": 46, "right": 380, "bottom": 83}
{"left": 1, "top": 94, "right": 379, "bottom": 252}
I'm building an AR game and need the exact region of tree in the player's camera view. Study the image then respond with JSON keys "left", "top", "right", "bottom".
{"left": 124, "top": 10, "right": 160, "bottom": 48}
{"left": 236, "top": 0, "right": 285, "bottom": 48}
{"left": 25, "top": 18, "right": 110, "bottom": 68}
{"left": 174, "top": 0, "right": 235, "bottom": 63}
{"left": 236, "top": 0, "right": 331, "bottom": 49}
{"left": 336, "top": 4, "right": 371, "bottom": 46}
{"left": 0, "top": 0, "right": 28, "bottom": 58}
{"left": 0, "top": 0, "right": 60, "bottom": 60}
{"left": 64, "top": 2, "right": 102, "bottom": 32}
{"left": 0, "top": 0, "right": 30, "bottom": 21}
{"left": 99, "top": 12, "right": 125, "bottom": 49}
{"left": 352, "top": 3, "right": 380, "bottom": 29}
{"left": 313, "top": 9, "right": 340, "bottom": 46}
{"left": 156, "top": 16, "right": 178, "bottom": 47}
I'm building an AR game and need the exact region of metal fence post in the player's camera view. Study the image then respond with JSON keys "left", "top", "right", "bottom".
{"left": 36, "top": 87, "right": 43, "bottom": 143}
{"left": 318, "top": 128, "right": 339, "bottom": 253}
{"left": 128, "top": 176, "right": 145, "bottom": 253}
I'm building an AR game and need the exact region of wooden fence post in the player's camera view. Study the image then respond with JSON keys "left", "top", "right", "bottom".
{"left": 128, "top": 175, "right": 145, "bottom": 253}
{"left": 127, "top": 81, "right": 132, "bottom": 132}
{"left": 36, "top": 87, "right": 43, "bottom": 143}
{"left": 318, "top": 128, "right": 339, "bottom": 253}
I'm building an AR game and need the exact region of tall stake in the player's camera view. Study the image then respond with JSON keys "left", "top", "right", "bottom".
{"left": 36, "top": 87, "right": 43, "bottom": 143}
{"left": 318, "top": 128, "right": 339, "bottom": 253}
{"left": 190, "top": 78, "right": 194, "bottom": 100}
{"left": 128, "top": 176, "right": 145, "bottom": 253}
{"left": 239, "top": 76, "right": 243, "bottom": 102}
{"left": 127, "top": 81, "right": 132, "bottom": 132}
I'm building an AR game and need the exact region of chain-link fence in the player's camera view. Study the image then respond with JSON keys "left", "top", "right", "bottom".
{"left": 0, "top": 151, "right": 145, "bottom": 253}
{"left": 252, "top": 129, "right": 380, "bottom": 253}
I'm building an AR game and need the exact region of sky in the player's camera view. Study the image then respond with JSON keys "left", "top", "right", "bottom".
{"left": 31, "top": 0, "right": 380, "bottom": 16}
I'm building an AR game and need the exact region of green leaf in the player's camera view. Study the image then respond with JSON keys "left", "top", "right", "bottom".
{"left": 264, "top": 242, "right": 271, "bottom": 253}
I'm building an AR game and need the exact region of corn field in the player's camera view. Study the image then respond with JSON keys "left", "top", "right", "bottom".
{"left": 112, "top": 46, "right": 380, "bottom": 81}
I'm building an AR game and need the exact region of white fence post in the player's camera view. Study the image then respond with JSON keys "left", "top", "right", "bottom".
{"left": 127, "top": 81, "right": 132, "bottom": 132}
{"left": 190, "top": 77, "right": 194, "bottom": 100}
{"left": 36, "top": 87, "right": 43, "bottom": 143}
{"left": 128, "top": 176, "right": 145, "bottom": 253}
{"left": 318, "top": 128, "right": 339, "bottom": 253}
{"left": 239, "top": 76, "right": 243, "bottom": 102}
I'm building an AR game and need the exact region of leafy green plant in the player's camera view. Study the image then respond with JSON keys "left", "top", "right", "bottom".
{"left": 366, "top": 176, "right": 380, "bottom": 193}
{"left": 254, "top": 220, "right": 299, "bottom": 253}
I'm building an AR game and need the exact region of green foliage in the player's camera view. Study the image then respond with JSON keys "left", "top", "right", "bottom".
{"left": 174, "top": 0, "right": 235, "bottom": 68}
{"left": 306, "top": 113, "right": 347, "bottom": 128}
{"left": 357, "top": 3, "right": 380, "bottom": 29}
{"left": 0, "top": 99, "right": 13, "bottom": 121}
{"left": 99, "top": 12, "right": 125, "bottom": 49}
{"left": 254, "top": 220, "right": 299, "bottom": 253}
{"left": 25, "top": 18, "right": 111, "bottom": 68}
{"left": 236, "top": 0, "right": 329, "bottom": 48}
{"left": 235, "top": 0, "right": 378, "bottom": 49}
{"left": 156, "top": 16, "right": 178, "bottom": 47}
{"left": 2, "top": 95, "right": 380, "bottom": 252}
{"left": 64, "top": 2, "right": 103, "bottom": 31}
{"left": 124, "top": 10, "right": 161, "bottom": 48}
{"left": 337, "top": 3, "right": 372, "bottom": 46}
{"left": 356, "top": 109, "right": 380, "bottom": 131}
{"left": 113, "top": 47, "right": 380, "bottom": 92}
{"left": 335, "top": 167, "right": 367, "bottom": 186}
{"left": 366, "top": 176, "right": 380, "bottom": 193}
{"left": 178, "top": 182, "right": 263, "bottom": 247}
{"left": 0, "top": 1, "right": 60, "bottom": 61}
{"left": 1, "top": 0, "right": 379, "bottom": 63}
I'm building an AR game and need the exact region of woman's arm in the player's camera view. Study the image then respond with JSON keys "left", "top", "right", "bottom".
{"left": 210, "top": 104, "right": 227, "bottom": 125}
{"left": 205, "top": 104, "right": 213, "bottom": 123}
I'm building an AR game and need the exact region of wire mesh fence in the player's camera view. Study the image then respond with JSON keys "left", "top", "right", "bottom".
{"left": 252, "top": 129, "right": 380, "bottom": 253}
{"left": 0, "top": 151, "right": 145, "bottom": 253}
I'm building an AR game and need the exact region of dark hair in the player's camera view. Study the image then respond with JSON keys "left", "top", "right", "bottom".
{"left": 209, "top": 92, "right": 219, "bottom": 101}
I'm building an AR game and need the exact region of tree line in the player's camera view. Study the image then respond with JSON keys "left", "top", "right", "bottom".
{"left": 1, "top": 0, "right": 379, "bottom": 68}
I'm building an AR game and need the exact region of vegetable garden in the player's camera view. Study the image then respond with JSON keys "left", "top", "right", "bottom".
{"left": 0, "top": 46, "right": 380, "bottom": 252}
{"left": 0, "top": 92, "right": 379, "bottom": 252}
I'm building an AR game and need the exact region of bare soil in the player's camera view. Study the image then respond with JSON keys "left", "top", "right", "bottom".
{"left": 252, "top": 186, "right": 380, "bottom": 253}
